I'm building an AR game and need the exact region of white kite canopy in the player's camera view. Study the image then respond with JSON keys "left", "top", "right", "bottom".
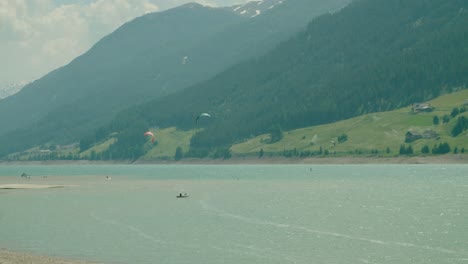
{"left": 144, "top": 131, "right": 155, "bottom": 143}
{"left": 195, "top": 113, "right": 211, "bottom": 123}
{"left": 199, "top": 113, "right": 211, "bottom": 118}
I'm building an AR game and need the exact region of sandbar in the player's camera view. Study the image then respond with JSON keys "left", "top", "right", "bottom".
{"left": 0, "top": 184, "right": 66, "bottom": 189}
{"left": 0, "top": 248, "right": 97, "bottom": 264}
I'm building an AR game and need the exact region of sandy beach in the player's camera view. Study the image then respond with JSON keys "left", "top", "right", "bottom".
{"left": 0, "top": 248, "right": 97, "bottom": 264}
{"left": 0, "top": 184, "right": 66, "bottom": 189}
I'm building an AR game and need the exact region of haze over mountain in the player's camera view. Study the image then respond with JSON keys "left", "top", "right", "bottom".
{"left": 86, "top": 0, "right": 468, "bottom": 159}
{"left": 0, "top": 80, "right": 33, "bottom": 99}
{"left": 0, "top": 0, "right": 254, "bottom": 89}
{"left": 0, "top": 0, "right": 352, "bottom": 157}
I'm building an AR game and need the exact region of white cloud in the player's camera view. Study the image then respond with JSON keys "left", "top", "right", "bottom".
{"left": 0, "top": 0, "right": 249, "bottom": 86}
{"left": 0, "top": 0, "right": 159, "bottom": 85}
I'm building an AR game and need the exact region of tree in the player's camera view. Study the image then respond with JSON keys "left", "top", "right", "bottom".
{"left": 451, "top": 116, "right": 468, "bottom": 137}
{"left": 258, "top": 148, "right": 264, "bottom": 158}
{"left": 213, "top": 147, "right": 232, "bottom": 159}
{"left": 432, "top": 143, "right": 451, "bottom": 154}
{"left": 442, "top": 115, "right": 450, "bottom": 124}
{"left": 421, "top": 145, "right": 430, "bottom": 154}
{"left": 337, "top": 134, "right": 348, "bottom": 143}
{"left": 407, "top": 145, "right": 413, "bottom": 154}
{"left": 90, "top": 150, "right": 97, "bottom": 160}
{"left": 450, "top": 107, "right": 460, "bottom": 118}
{"left": 440, "top": 143, "right": 451, "bottom": 154}
{"left": 269, "top": 125, "right": 283, "bottom": 143}
{"left": 174, "top": 146, "right": 183, "bottom": 161}
{"left": 79, "top": 137, "right": 93, "bottom": 152}
{"left": 399, "top": 144, "right": 406, "bottom": 155}
{"left": 399, "top": 144, "right": 413, "bottom": 155}
{"left": 433, "top": 116, "right": 439, "bottom": 125}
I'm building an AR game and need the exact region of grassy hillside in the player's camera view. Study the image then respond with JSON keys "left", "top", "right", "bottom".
{"left": 8, "top": 90, "right": 467, "bottom": 161}
{"left": 96, "top": 89, "right": 468, "bottom": 159}
{"left": 100, "top": 0, "right": 468, "bottom": 158}
{"left": 0, "top": 0, "right": 352, "bottom": 158}
{"left": 231, "top": 89, "right": 468, "bottom": 156}
{"left": 140, "top": 127, "right": 199, "bottom": 160}
{"left": 78, "top": 127, "right": 198, "bottom": 160}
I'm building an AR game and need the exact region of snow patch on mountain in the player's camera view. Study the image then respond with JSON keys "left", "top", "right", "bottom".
{"left": 230, "top": 0, "right": 284, "bottom": 17}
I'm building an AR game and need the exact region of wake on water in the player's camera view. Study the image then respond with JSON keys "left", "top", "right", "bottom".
{"left": 199, "top": 200, "right": 466, "bottom": 257}
{"left": 87, "top": 200, "right": 465, "bottom": 263}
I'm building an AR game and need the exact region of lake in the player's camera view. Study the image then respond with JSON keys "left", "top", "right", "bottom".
{"left": 0, "top": 164, "right": 467, "bottom": 263}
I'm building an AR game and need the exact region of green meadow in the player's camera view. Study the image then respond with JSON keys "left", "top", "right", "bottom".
{"left": 92, "top": 89, "right": 468, "bottom": 159}
{"left": 139, "top": 89, "right": 468, "bottom": 158}
{"left": 12, "top": 90, "right": 468, "bottom": 160}
{"left": 231, "top": 89, "right": 468, "bottom": 156}
{"left": 140, "top": 127, "right": 199, "bottom": 160}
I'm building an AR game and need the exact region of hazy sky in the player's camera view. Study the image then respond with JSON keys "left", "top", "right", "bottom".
{"left": 0, "top": 0, "right": 249, "bottom": 86}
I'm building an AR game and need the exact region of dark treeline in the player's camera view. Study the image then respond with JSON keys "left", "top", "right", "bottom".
{"left": 82, "top": 0, "right": 468, "bottom": 159}
{"left": 452, "top": 116, "right": 468, "bottom": 136}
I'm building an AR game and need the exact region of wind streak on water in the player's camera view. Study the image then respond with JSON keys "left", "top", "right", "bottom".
{"left": 209, "top": 244, "right": 298, "bottom": 263}
{"left": 199, "top": 200, "right": 465, "bottom": 256}
{"left": 89, "top": 212, "right": 166, "bottom": 245}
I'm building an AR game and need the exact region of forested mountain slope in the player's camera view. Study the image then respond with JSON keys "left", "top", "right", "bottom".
{"left": 0, "top": 0, "right": 352, "bottom": 157}
{"left": 93, "top": 0, "right": 468, "bottom": 158}
{"left": 0, "top": 3, "right": 244, "bottom": 136}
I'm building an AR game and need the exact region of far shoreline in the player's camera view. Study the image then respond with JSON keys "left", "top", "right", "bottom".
{"left": 1, "top": 154, "right": 467, "bottom": 166}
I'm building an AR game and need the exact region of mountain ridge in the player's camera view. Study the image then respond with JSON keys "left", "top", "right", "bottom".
{"left": 88, "top": 0, "right": 468, "bottom": 159}
{"left": 6, "top": 89, "right": 468, "bottom": 161}
{"left": 0, "top": 3, "right": 245, "bottom": 136}
{"left": 0, "top": 0, "right": 352, "bottom": 157}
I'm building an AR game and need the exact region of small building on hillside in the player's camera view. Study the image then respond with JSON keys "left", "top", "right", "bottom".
{"left": 405, "top": 131, "right": 422, "bottom": 142}
{"left": 412, "top": 103, "right": 433, "bottom": 112}
{"left": 405, "top": 129, "right": 438, "bottom": 142}
{"left": 422, "top": 129, "right": 438, "bottom": 139}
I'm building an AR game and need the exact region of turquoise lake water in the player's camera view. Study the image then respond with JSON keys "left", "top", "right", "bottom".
{"left": 0, "top": 164, "right": 467, "bottom": 263}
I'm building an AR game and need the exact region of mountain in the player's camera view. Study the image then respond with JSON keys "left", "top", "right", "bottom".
{"left": 229, "top": 0, "right": 284, "bottom": 17}
{"left": 91, "top": 0, "right": 468, "bottom": 159}
{"left": 0, "top": 3, "right": 244, "bottom": 137}
{"left": 11, "top": 89, "right": 467, "bottom": 161}
{"left": 230, "top": 89, "right": 468, "bottom": 158}
{"left": 0, "top": 0, "right": 351, "bottom": 157}
{"left": 0, "top": 80, "right": 32, "bottom": 99}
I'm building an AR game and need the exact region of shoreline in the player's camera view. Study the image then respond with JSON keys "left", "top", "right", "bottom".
{"left": 0, "top": 184, "right": 67, "bottom": 189}
{"left": 0, "top": 157, "right": 465, "bottom": 263}
{"left": 0, "top": 248, "right": 97, "bottom": 264}
{"left": 1, "top": 154, "right": 467, "bottom": 165}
